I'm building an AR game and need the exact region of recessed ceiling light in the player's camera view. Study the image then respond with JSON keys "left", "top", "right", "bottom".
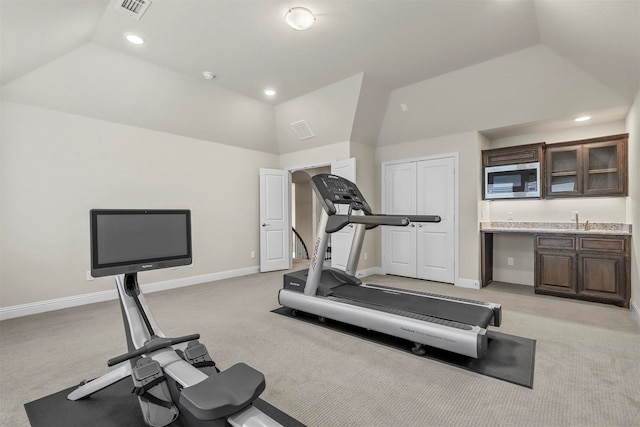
{"left": 264, "top": 89, "right": 276, "bottom": 96}
{"left": 574, "top": 115, "right": 592, "bottom": 122}
{"left": 285, "top": 7, "right": 315, "bottom": 30}
{"left": 125, "top": 33, "right": 145, "bottom": 45}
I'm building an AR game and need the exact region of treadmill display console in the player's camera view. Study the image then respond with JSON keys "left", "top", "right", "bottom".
{"left": 312, "top": 174, "right": 371, "bottom": 215}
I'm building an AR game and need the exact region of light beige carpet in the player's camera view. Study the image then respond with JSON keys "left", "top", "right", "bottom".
{"left": 2, "top": 267, "right": 639, "bottom": 426}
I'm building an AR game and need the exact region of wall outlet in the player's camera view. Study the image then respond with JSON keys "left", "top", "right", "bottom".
{"left": 364, "top": 252, "right": 368, "bottom": 260}
{"left": 86, "top": 271, "right": 94, "bottom": 281}
{"left": 507, "top": 211, "right": 514, "bottom": 220}
{"left": 570, "top": 211, "right": 579, "bottom": 220}
{"left": 507, "top": 257, "right": 514, "bottom": 266}
{"left": 250, "top": 251, "right": 256, "bottom": 259}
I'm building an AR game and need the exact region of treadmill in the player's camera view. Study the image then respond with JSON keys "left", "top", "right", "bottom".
{"left": 279, "top": 173, "right": 502, "bottom": 359}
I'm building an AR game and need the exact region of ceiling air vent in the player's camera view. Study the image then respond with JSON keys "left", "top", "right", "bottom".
{"left": 290, "top": 120, "right": 315, "bottom": 140}
{"left": 114, "top": 0, "right": 151, "bottom": 20}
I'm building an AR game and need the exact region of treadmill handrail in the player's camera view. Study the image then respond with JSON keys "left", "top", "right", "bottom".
{"left": 405, "top": 215, "right": 441, "bottom": 223}
{"left": 326, "top": 214, "right": 410, "bottom": 233}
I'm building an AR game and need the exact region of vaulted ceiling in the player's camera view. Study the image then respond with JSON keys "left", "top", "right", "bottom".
{"left": 1, "top": 0, "right": 638, "bottom": 152}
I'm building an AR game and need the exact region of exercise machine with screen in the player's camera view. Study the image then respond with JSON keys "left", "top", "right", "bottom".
{"left": 280, "top": 174, "right": 502, "bottom": 359}
{"left": 68, "top": 209, "right": 285, "bottom": 427}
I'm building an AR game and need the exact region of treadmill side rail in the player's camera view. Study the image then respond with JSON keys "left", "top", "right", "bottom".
{"left": 279, "top": 289, "right": 488, "bottom": 359}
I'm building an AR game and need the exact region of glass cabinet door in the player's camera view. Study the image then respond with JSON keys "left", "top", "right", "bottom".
{"left": 545, "top": 135, "right": 627, "bottom": 198}
{"left": 547, "top": 146, "right": 582, "bottom": 196}
{"left": 584, "top": 142, "right": 622, "bottom": 194}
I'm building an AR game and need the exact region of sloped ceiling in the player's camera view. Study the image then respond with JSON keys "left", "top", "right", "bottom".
{"left": 1, "top": 0, "right": 638, "bottom": 153}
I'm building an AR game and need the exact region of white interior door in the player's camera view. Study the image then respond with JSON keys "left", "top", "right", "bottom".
{"left": 330, "top": 158, "right": 356, "bottom": 270}
{"left": 259, "top": 168, "right": 290, "bottom": 272}
{"left": 383, "top": 162, "right": 417, "bottom": 277}
{"left": 416, "top": 157, "right": 455, "bottom": 283}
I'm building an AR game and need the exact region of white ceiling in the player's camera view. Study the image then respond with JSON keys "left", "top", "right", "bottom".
{"left": 1, "top": 0, "right": 638, "bottom": 148}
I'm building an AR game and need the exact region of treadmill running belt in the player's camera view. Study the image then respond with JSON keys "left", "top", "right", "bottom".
{"left": 330, "top": 284, "right": 494, "bottom": 328}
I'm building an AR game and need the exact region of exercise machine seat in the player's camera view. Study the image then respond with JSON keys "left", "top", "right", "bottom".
{"left": 179, "top": 362, "right": 266, "bottom": 420}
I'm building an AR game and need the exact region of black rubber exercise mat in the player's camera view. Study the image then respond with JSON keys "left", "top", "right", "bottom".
{"left": 25, "top": 376, "right": 305, "bottom": 427}
{"left": 272, "top": 306, "right": 535, "bottom": 388}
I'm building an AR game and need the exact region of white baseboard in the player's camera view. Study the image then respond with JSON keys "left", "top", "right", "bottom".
{"left": 0, "top": 266, "right": 259, "bottom": 321}
{"left": 631, "top": 298, "right": 640, "bottom": 327}
{"left": 456, "top": 278, "right": 480, "bottom": 289}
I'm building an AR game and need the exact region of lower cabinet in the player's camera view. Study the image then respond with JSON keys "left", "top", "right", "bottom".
{"left": 534, "top": 234, "right": 630, "bottom": 308}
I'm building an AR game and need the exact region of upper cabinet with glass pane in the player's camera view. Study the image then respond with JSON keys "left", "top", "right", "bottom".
{"left": 545, "top": 134, "right": 628, "bottom": 198}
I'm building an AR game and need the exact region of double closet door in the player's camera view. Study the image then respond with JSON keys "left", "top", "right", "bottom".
{"left": 382, "top": 157, "right": 455, "bottom": 283}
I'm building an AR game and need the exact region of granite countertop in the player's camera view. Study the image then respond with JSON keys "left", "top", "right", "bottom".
{"left": 480, "top": 221, "right": 632, "bottom": 235}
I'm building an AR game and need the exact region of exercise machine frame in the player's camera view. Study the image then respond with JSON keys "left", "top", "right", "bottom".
{"left": 279, "top": 174, "right": 501, "bottom": 359}
{"left": 68, "top": 273, "right": 283, "bottom": 427}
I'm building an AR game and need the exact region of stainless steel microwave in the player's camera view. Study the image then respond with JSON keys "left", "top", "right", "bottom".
{"left": 484, "top": 162, "right": 541, "bottom": 199}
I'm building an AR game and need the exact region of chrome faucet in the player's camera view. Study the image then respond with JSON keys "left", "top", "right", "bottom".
{"left": 585, "top": 220, "right": 590, "bottom": 231}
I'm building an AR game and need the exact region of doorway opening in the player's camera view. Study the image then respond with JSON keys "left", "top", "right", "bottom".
{"left": 291, "top": 166, "right": 330, "bottom": 269}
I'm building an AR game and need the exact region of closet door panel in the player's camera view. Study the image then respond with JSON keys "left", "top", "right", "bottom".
{"left": 383, "top": 162, "right": 416, "bottom": 276}
{"left": 416, "top": 158, "right": 455, "bottom": 283}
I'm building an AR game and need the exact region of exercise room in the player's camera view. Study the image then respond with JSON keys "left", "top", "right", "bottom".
{"left": 1, "top": 1, "right": 639, "bottom": 426}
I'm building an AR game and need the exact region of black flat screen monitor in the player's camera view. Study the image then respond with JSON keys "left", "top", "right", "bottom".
{"left": 90, "top": 209, "right": 192, "bottom": 277}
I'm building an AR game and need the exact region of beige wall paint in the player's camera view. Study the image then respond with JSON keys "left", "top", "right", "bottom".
{"left": 375, "top": 131, "right": 482, "bottom": 283}
{"left": 378, "top": 45, "right": 628, "bottom": 146}
{"left": 350, "top": 142, "right": 378, "bottom": 271}
{"left": 278, "top": 142, "right": 350, "bottom": 170}
{"left": 0, "top": 101, "right": 278, "bottom": 307}
{"left": 275, "top": 74, "right": 362, "bottom": 154}
{"left": 1, "top": 43, "right": 278, "bottom": 153}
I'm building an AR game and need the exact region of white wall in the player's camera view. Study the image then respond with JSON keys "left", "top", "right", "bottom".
{"left": 274, "top": 74, "right": 362, "bottom": 154}
{"left": 626, "top": 89, "right": 640, "bottom": 317}
{"left": 378, "top": 44, "right": 628, "bottom": 146}
{"left": 279, "top": 142, "right": 350, "bottom": 170}
{"left": 1, "top": 43, "right": 278, "bottom": 153}
{"left": 0, "top": 101, "right": 278, "bottom": 307}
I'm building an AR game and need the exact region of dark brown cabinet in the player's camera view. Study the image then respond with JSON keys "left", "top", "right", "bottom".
{"left": 483, "top": 142, "right": 545, "bottom": 167}
{"left": 534, "top": 235, "right": 577, "bottom": 297}
{"left": 534, "top": 234, "right": 630, "bottom": 307}
{"left": 545, "top": 134, "right": 628, "bottom": 198}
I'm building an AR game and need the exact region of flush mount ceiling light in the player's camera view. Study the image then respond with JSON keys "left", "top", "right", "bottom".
{"left": 264, "top": 89, "right": 276, "bottom": 96}
{"left": 285, "top": 7, "right": 315, "bottom": 30}
{"left": 125, "top": 33, "right": 145, "bottom": 45}
{"left": 574, "top": 115, "right": 592, "bottom": 122}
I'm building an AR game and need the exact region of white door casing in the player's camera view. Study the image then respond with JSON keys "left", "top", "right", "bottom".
{"left": 259, "top": 168, "right": 290, "bottom": 272}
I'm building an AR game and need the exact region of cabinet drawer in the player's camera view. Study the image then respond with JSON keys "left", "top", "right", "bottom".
{"left": 578, "top": 236, "right": 628, "bottom": 253}
{"left": 535, "top": 235, "right": 576, "bottom": 250}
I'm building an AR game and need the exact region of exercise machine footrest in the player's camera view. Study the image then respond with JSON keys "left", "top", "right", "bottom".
{"left": 179, "top": 362, "right": 265, "bottom": 420}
